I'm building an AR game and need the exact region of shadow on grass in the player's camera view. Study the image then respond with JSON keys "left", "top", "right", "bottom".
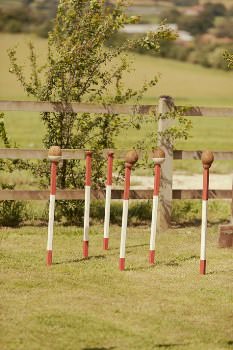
{"left": 109, "top": 243, "right": 148, "bottom": 251}
{"left": 207, "top": 268, "right": 233, "bottom": 275}
{"left": 226, "top": 340, "right": 233, "bottom": 346}
{"left": 172, "top": 218, "right": 229, "bottom": 229}
{"left": 165, "top": 255, "right": 198, "bottom": 267}
{"left": 125, "top": 265, "right": 156, "bottom": 272}
{"left": 124, "top": 255, "right": 199, "bottom": 271}
{"left": 82, "top": 347, "right": 115, "bottom": 350}
{"left": 54, "top": 255, "right": 106, "bottom": 265}
{"left": 154, "top": 344, "right": 189, "bottom": 348}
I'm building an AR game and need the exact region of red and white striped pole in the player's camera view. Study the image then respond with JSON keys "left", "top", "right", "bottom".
{"left": 200, "top": 150, "right": 214, "bottom": 275}
{"left": 119, "top": 150, "right": 138, "bottom": 271}
{"left": 149, "top": 148, "right": 165, "bottom": 264}
{"left": 46, "top": 146, "right": 62, "bottom": 266}
{"left": 103, "top": 151, "right": 114, "bottom": 250}
{"left": 83, "top": 151, "right": 92, "bottom": 259}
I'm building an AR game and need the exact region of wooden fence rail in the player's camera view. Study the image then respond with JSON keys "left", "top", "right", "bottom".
{"left": 1, "top": 100, "right": 233, "bottom": 117}
{"left": 1, "top": 97, "right": 232, "bottom": 229}
{"left": 0, "top": 189, "right": 231, "bottom": 201}
{"left": 0, "top": 148, "right": 233, "bottom": 160}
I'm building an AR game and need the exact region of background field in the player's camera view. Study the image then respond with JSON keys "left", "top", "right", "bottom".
{"left": 0, "top": 33, "right": 233, "bottom": 175}
{"left": 1, "top": 224, "right": 233, "bottom": 350}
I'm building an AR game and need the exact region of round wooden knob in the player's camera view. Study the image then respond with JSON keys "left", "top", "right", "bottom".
{"left": 201, "top": 150, "right": 214, "bottom": 169}
{"left": 85, "top": 150, "right": 92, "bottom": 156}
{"left": 48, "top": 146, "right": 62, "bottom": 162}
{"left": 153, "top": 148, "right": 165, "bottom": 159}
{"left": 152, "top": 148, "right": 165, "bottom": 165}
{"left": 107, "top": 150, "right": 114, "bottom": 157}
{"left": 125, "top": 150, "right": 138, "bottom": 166}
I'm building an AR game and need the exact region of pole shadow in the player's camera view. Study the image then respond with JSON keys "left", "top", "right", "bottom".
{"left": 207, "top": 268, "right": 233, "bottom": 275}
{"left": 109, "top": 243, "right": 148, "bottom": 251}
{"left": 82, "top": 347, "right": 115, "bottom": 350}
{"left": 54, "top": 255, "right": 106, "bottom": 265}
{"left": 154, "top": 344, "right": 189, "bottom": 348}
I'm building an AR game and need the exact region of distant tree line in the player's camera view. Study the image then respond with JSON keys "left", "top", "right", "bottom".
{"left": 161, "top": 2, "right": 233, "bottom": 36}
{"left": 0, "top": 0, "right": 58, "bottom": 37}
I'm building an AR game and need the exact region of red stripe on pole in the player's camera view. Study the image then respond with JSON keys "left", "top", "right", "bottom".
{"left": 46, "top": 250, "right": 52, "bottom": 266}
{"left": 103, "top": 237, "right": 109, "bottom": 250}
{"left": 106, "top": 152, "right": 114, "bottom": 186}
{"left": 119, "top": 257, "right": 125, "bottom": 271}
{"left": 123, "top": 165, "right": 131, "bottom": 200}
{"left": 200, "top": 260, "right": 206, "bottom": 275}
{"left": 83, "top": 240, "right": 89, "bottom": 258}
{"left": 85, "top": 151, "right": 92, "bottom": 186}
{"left": 50, "top": 162, "right": 57, "bottom": 195}
{"left": 202, "top": 168, "right": 209, "bottom": 201}
{"left": 149, "top": 250, "right": 155, "bottom": 264}
{"left": 154, "top": 164, "right": 161, "bottom": 196}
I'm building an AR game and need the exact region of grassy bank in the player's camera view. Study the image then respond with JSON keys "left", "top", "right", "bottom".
{"left": 0, "top": 224, "right": 232, "bottom": 350}
{"left": 0, "top": 33, "right": 233, "bottom": 174}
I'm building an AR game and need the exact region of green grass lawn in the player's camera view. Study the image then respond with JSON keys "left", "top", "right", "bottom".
{"left": 0, "top": 224, "right": 232, "bottom": 350}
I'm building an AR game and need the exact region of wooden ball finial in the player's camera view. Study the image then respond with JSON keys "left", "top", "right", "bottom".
{"left": 107, "top": 150, "right": 114, "bottom": 157}
{"left": 125, "top": 150, "right": 138, "bottom": 166}
{"left": 201, "top": 150, "right": 214, "bottom": 169}
{"left": 48, "top": 146, "right": 62, "bottom": 162}
{"left": 152, "top": 148, "right": 165, "bottom": 165}
{"left": 85, "top": 150, "right": 93, "bottom": 156}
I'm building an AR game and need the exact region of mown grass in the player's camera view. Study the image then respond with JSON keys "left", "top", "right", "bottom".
{"left": 0, "top": 224, "right": 232, "bottom": 350}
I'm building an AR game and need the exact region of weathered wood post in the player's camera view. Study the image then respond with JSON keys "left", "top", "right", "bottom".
{"left": 218, "top": 174, "right": 233, "bottom": 248}
{"left": 157, "top": 96, "right": 174, "bottom": 230}
{"left": 231, "top": 176, "right": 233, "bottom": 224}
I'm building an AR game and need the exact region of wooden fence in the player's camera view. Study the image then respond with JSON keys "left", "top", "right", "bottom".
{"left": 0, "top": 97, "right": 233, "bottom": 229}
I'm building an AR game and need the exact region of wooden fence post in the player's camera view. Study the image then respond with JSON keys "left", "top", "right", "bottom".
{"left": 231, "top": 175, "right": 233, "bottom": 224}
{"left": 157, "top": 96, "right": 174, "bottom": 231}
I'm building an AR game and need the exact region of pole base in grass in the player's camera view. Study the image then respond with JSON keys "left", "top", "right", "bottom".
{"left": 119, "top": 258, "right": 125, "bottom": 271}
{"left": 46, "top": 250, "right": 52, "bottom": 266}
{"left": 149, "top": 250, "right": 155, "bottom": 264}
{"left": 200, "top": 260, "right": 206, "bottom": 275}
{"left": 83, "top": 240, "right": 89, "bottom": 258}
{"left": 103, "top": 238, "right": 109, "bottom": 250}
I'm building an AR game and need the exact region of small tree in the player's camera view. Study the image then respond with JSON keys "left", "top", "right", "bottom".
{"left": 8, "top": 0, "right": 190, "bottom": 223}
{"left": 224, "top": 51, "right": 233, "bottom": 69}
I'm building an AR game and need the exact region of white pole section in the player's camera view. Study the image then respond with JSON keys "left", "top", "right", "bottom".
{"left": 119, "top": 150, "right": 138, "bottom": 271}
{"left": 46, "top": 146, "right": 62, "bottom": 266}
{"left": 149, "top": 149, "right": 165, "bottom": 264}
{"left": 83, "top": 151, "right": 92, "bottom": 258}
{"left": 103, "top": 151, "right": 114, "bottom": 250}
{"left": 200, "top": 151, "right": 214, "bottom": 275}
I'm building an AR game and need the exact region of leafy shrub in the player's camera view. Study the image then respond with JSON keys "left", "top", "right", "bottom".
{"left": 207, "top": 47, "right": 227, "bottom": 70}
{"left": 55, "top": 200, "right": 84, "bottom": 226}
{"left": 224, "top": 51, "right": 233, "bottom": 69}
{"left": 4, "top": 20, "right": 22, "bottom": 33}
{"left": 171, "top": 200, "right": 230, "bottom": 225}
{"left": 173, "top": 0, "right": 198, "bottom": 6}
{"left": 0, "top": 184, "right": 26, "bottom": 227}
